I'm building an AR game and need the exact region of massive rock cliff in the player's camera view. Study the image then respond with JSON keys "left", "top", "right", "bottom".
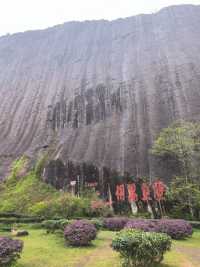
{"left": 0, "top": 4, "right": 200, "bottom": 181}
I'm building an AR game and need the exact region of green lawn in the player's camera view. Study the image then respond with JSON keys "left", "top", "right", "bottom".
{"left": 1, "top": 227, "right": 200, "bottom": 267}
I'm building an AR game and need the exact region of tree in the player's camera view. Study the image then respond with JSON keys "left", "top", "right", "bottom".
{"left": 151, "top": 121, "right": 200, "bottom": 218}
{"left": 166, "top": 176, "right": 200, "bottom": 220}
{"left": 151, "top": 121, "right": 200, "bottom": 182}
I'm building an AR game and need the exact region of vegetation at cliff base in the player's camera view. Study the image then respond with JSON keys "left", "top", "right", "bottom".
{"left": 0, "top": 156, "right": 58, "bottom": 215}
{"left": 0, "top": 157, "right": 106, "bottom": 219}
{"left": 151, "top": 121, "right": 200, "bottom": 220}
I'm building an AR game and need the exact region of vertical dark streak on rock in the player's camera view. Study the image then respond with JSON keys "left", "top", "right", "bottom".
{"left": 0, "top": 5, "right": 200, "bottom": 179}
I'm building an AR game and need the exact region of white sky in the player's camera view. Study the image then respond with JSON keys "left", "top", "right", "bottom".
{"left": 0, "top": 0, "right": 200, "bottom": 37}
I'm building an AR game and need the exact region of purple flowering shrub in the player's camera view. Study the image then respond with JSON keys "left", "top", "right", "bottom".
{"left": 157, "top": 219, "right": 193, "bottom": 239}
{"left": 125, "top": 219, "right": 159, "bottom": 233}
{"left": 0, "top": 236, "right": 23, "bottom": 266}
{"left": 125, "top": 219, "right": 192, "bottom": 240}
{"left": 64, "top": 220, "right": 97, "bottom": 246}
{"left": 103, "top": 217, "right": 129, "bottom": 231}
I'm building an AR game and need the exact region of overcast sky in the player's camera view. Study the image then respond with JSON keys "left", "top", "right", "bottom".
{"left": 0, "top": 0, "right": 199, "bottom": 36}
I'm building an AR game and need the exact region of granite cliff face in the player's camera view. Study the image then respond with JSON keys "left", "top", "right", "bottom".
{"left": 1, "top": 5, "right": 200, "bottom": 181}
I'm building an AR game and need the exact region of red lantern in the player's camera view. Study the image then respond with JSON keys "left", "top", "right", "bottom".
{"left": 153, "top": 180, "right": 165, "bottom": 201}
{"left": 115, "top": 184, "right": 125, "bottom": 201}
{"left": 142, "top": 183, "right": 150, "bottom": 201}
{"left": 128, "top": 183, "right": 138, "bottom": 202}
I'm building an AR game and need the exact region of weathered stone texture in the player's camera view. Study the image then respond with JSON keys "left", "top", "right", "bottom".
{"left": 0, "top": 5, "right": 200, "bottom": 180}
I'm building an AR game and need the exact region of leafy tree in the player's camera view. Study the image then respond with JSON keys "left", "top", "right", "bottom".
{"left": 166, "top": 176, "right": 200, "bottom": 220}
{"left": 151, "top": 121, "right": 200, "bottom": 219}
{"left": 151, "top": 121, "right": 200, "bottom": 182}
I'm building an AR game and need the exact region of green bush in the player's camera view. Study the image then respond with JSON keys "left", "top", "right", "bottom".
{"left": 90, "top": 218, "right": 104, "bottom": 230}
{"left": 112, "top": 229, "right": 171, "bottom": 267}
{"left": 189, "top": 221, "right": 200, "bottom": 229}
{"left": 129, "top": 212, "right": 151, "bottom": 219}
{"left": 58, "top": 219, "right": 73, "bottom": 230}
{"left": 29, "top": 194, "right": 92, "bottom": 218}
{"left": 9, "top": 156, "right": 28, "bottom": 180}
{"left": 0, "top": 224, "right": 12, "bottom": 232}
{"left": 90, "top": 200, "right": 114, "bottom": 217}
{"left": 0, "top": 163, "right": 93, "bottom": 219}
{"left": 41, "top": 220, "right": 61, "bottom": 233}
{"left": 34, "top": 154, "right": 49, "bottom": 177}
{"left": 41, "top": 219, "right": 72, "bottom": 233}
{"left": 0, "top": 217, "right": 42, "bottom": 224}
{"left": 0, "top": 171, "right": 58, "bottom": 215}
{"left": 0, "top": 212, "right": 31, "bottom": 218}
{"left": 0, "top": 157, "right": 113, "bottom": 220}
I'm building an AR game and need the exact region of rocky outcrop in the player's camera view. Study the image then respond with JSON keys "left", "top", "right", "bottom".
{"left": 0, "top": 5, "right": 200, "bottom": 181}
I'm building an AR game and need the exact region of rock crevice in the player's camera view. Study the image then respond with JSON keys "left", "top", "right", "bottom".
{"left": 0, "top": 5, "right": 200, "bottom": 180}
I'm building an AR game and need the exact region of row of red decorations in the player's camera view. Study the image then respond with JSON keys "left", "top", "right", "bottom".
{"left": 115, "top": 180, "right": 166, "bottom": 202}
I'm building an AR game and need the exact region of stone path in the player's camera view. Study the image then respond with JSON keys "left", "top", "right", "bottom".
{"left": 175, "top": 245, "right": 200, "bottom": 267}
{"left": 73, "top": 234, "right": 200, "bottom": 267}
{"left": 74, "top": 236, "right": 119, "bottom": 267}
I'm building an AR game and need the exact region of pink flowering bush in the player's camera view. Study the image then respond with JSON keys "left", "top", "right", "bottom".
{"left": 0, "top": 236, "right": 23, "bottom": 266}
{"left": 125, "top": 219, "right": 159, "bottom": 232}
{"left": 125, "top": 219, "right": 192, "bottom": 240}
{"left": 64, "top": 220, "right": 97, "bottom": 246}
{"left": 103, "top": 217, "right": 129, "bottom": 231}
{"left": 157, "top": 219, "right": 193, "bottom": 239}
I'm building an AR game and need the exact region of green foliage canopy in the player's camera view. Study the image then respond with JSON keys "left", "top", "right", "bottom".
{"left": 151, "top": 121, "right": 200, "bottom": 219}
{"left": 112, "top": 229, "right": 171, "bottom": 267}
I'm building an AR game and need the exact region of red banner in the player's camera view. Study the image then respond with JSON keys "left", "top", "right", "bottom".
{"left": 142, "top": 183, "right": 150, "bottom": 201}
{"left": 153, "top": 180, "right": 165, "bottom": 201}
{"left": 128, "top": 183, "right": 138, "bottom": 202}
{"left": 115, "top": 184, "right": 125, "bottom": 201}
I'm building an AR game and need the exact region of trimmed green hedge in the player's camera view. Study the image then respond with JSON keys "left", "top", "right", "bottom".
{"left": 41, "top": 219, "right": 72, "bottom": 233}
{"left": 189, "top": 221, "right": 200, "bottom": 229}
{"left": 0, "top": 217, "right": 43, "bottom": 224}
{"left": 0, "top": 212, "right": 41, "bottom": 219}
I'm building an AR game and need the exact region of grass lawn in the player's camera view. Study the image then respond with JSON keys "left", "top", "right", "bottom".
{"left": 1, "top": 227, "right": 200, "bottom": 267}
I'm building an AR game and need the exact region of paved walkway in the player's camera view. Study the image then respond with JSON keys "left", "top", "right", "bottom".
{"left": 73, "top": 234, "right": 200, "bottom": 267}
{"left": 74, "top": 235, "right": 119, "bottom": 267}
{"left": 175, "top": 245, "right": 200, "bottom": 267}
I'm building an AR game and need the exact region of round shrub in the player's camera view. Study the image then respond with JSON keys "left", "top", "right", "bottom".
{"left": 64, "top": 220, "right": 97, "bottom": 246}
{"left": 15, "top": 230, "right": 29, "bottom": 237}
{"left": 125, "top": 219, "right": 192, "bottom": 240}
{"left": 58, "top": 219, "right": 73, "bottom": 230}
{"left": 157, "top": 219, "right": 193, "bottom": 239}
{"left": 0, "top": 236, "right": 23, "bottom": 267}
{"left": 90, "top": 218, "right": 104, "bottom": 230}
{"left": 103, "top": 217, "right": 128, "bottom": 231}
{"left": 112, "top": 229, "right": 171, "bottom": 267}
